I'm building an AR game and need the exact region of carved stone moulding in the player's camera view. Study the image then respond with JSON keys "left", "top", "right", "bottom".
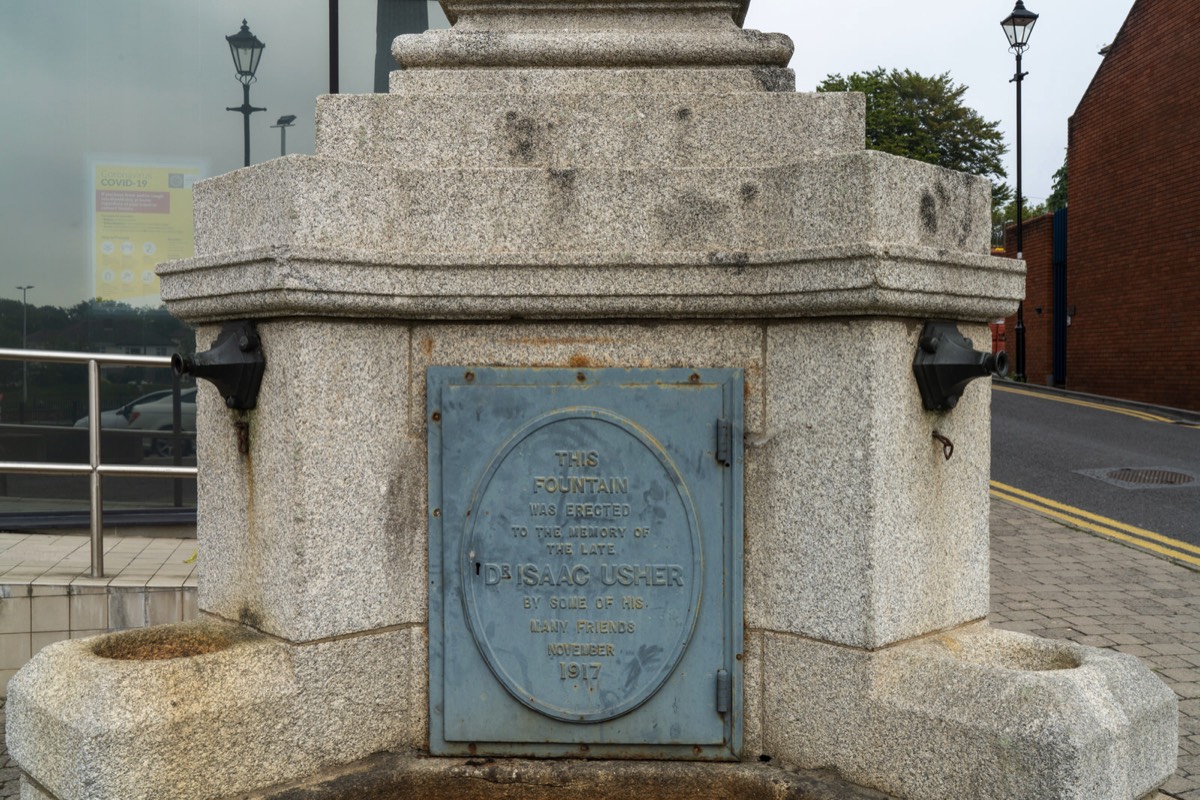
{"left": 396, "top": 0, "right": 791, "bottom": 69}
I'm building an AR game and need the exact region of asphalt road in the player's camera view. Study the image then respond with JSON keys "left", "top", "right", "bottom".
{"left": 991, "top": 383, "right": 1200, "bottom": 547}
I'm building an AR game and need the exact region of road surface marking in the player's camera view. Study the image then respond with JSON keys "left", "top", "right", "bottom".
{"left": 990, "top": 480, "right": 1200, "bottom": 567}
{"left": 992, "top": 385, "right": 1177, "bottom": 423}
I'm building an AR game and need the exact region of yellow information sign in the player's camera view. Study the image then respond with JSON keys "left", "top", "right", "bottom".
{"left": 91, "top": 162, "right": 203, "bottom": 302}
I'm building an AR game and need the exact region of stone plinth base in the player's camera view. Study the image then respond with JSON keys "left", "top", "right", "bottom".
{"left": 8, "top": 618, "right": 1176, "bottom": 800}
{"left": 204, "top": 753, "right": 896, "bottom": 800}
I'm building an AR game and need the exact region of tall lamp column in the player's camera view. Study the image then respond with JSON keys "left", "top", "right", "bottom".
{"left": 1002, "top": 1, "right": 1038, "bottom": 382}
{"left": 271, "top": 115, "right": 297, "bottom": 157}
{"left": 16, "top": 285, "right": 33, "bottom": 409}
{"left": 225, "top": 20, "right": 267, "bottom": 168}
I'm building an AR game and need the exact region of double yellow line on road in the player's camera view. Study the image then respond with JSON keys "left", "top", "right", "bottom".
{"left": 990, "top": 481, "right": 1200, "bottom": 568}
{"left": 993, "top": 384, "right": 1185, "bottom": 424}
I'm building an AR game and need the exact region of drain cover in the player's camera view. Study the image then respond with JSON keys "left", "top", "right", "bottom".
{"left": 1076, "top": 466, "right": 1199, "bottom": 490}
{"left": 1107, "top": 468, "right": 1194, "bottom": 486}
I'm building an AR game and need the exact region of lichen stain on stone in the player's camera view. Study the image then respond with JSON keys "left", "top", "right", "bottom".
{"left": 751, "top": 66, "right": 792, "bottom": 93}
{"left": 547, "top": 168, "right": 579, "bottom": 225}
{"left": 740, "top": 183, "right": 759, "bottom": 202}
{"left": 676, "top": 107, "right": 693, "bottom": 122}
{"left": 942, "top": 174, "right": 979, "bottom": 249}
{"left": 657, "top": 192, "right": 731, "bottom": 248}
{"left": 503, "top": 111, "right": 545, "bottom": 164}
{"left": 239, "top": 605, "right": 263, "bottom": 630}
{"left": 93, "top": 624, "right": 251, "bottom": 661}
{"left": 706, "top": 251, "right": 750, "bottom": 270}
{"left": 548, "top": 168, "right": 577, "bottom": 192}
{"left": 920, "top": 190, "right": 939, "bottom": 235}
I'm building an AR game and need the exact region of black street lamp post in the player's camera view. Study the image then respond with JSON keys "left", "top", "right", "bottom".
{"left": 225, "top": 20, "right": 267, "bottom": 168}
{"left": 1002, "top": 1, "right": 1038, "bottom": 383}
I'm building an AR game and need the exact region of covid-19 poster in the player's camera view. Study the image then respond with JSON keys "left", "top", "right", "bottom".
{"left": 90, "top": 161, "right": 205, "bottom": 303}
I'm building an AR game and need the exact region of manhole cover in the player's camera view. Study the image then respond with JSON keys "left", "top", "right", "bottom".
{"left": 1076, "top": 466, "right": 1199, "bottom": 490}
{"left": 1106, "top": 468, "right": 1194, "bottom": 486}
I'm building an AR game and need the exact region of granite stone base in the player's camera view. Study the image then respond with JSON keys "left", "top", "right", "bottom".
{"left": 758, "top": 622, "right": 1177, "bottom": 800}
{"left": 6, "top": 620, "right": 425, "bottom": 800}
{"left": 223, "top": 752, "right": 895, "bottom": 800}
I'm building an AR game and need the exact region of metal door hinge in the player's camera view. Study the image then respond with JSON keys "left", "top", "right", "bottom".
{"left": 716, "top": 418, "right": 733, "bottom": 467}
{"left": 716, "top": 668, "right": 731, "bottom": 714}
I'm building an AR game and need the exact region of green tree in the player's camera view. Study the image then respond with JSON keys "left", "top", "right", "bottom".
{"left": 817, "top": 67, "right": 1009, "bottom": 202}
{"left": 1000, "top": 196, "right": 1049, "bottom": 224}
{"left": 818, "top": 68, "right": 1016, "bottom": 248}
{"left": 1046, "top": 154, "right": 1067, "bottom": 211}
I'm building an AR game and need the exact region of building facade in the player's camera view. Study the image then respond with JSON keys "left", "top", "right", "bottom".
{"left": 1061, "top": 0, "right": 1200, "bottom": 410}
{"left": 1002, "top": 212, "right": 1058, "bottom": 386}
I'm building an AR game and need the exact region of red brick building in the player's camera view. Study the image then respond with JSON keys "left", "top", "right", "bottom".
{"left": 1002, "top": 213, "right": 1057, "bottom": 386}
{"left": 1019, "top": 0, "right": 1200, "bottom": 411}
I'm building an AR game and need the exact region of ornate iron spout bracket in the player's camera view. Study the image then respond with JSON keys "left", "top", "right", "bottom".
{"left": 172, "top": 321, "right": 265, "bottom": 411}
{"left": 913, "top": 321, "right": 1008, "bottom": 412}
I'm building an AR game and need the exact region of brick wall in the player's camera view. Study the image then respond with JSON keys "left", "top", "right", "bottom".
{"left": 1066, "top": 0, "right": 1200, "bottom": 411}
{"left": 1003, "top": 213, "right": 1057, "bottom": 386}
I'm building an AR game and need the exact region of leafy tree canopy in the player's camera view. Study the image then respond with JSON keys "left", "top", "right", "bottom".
{"left": 992, "top": 153, "right": 1067, "bottom": 244}
{"left": 1047, "top": 154, "right": 1067, "bottom": 211}
{"left": 817, "top": 68, "right": 1009, "bottom": 183}
{"left": 998, "top": 196, "right": 1049, "bottom": 225}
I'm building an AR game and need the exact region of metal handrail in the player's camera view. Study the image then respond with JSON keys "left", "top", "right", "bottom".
{"left": 0, "top": 347, "right": 198, "bottom": 578}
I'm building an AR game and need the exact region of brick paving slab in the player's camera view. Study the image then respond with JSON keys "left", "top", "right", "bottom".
{"left": 1, "top": 498, "right": 1196, "bottom": 798}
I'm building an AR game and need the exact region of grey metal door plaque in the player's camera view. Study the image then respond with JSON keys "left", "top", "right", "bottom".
{"left": 428, "top": 368, "right": 743, "bottom": 759}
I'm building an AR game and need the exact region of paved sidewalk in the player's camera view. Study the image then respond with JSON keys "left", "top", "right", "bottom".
{"left": 989, "top": 499, "right": 1200, "bottom": 800}
{"left": 1, "top": 498, "right": 1197, "bottom": 798}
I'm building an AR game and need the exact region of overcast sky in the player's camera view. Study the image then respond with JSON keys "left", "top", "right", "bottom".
{"left": 744, "top": 0, "right": 1137, "bottom": 205}
{"left": 2, "top": 0, "right": 1136, "bottom": 308}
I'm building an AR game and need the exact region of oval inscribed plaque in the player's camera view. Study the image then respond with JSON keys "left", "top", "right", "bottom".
{"left": 461, "top": 408, "right": 703, "bottom": 723}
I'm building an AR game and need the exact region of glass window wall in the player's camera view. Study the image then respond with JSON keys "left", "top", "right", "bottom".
{"left": 0, "top": 0, "right": 446, "bottom": 528}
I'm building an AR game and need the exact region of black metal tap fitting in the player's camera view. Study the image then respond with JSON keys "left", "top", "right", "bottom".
{"left": 172, "top": 321, "right": 265, "bottom": 411}
{"left": 912, "top": 321, "right": 1008, "bottom": 412}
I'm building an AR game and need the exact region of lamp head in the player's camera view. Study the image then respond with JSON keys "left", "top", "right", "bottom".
{"left": 1001, "top": 1, "right": 1038, "bottom": 52}
{"left": 226, "top": 20, "right": 266, "bottom": 84}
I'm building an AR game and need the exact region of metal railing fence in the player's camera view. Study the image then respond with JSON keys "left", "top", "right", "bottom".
{"left": 0, "top": 347, "right": 198, "bottom": 577}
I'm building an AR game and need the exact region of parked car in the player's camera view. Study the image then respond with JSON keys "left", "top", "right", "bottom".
{"left": 126, "top": 388, "right": 197, "bottom": 457}
{"left": 73, "top": 389, "right": 174, "bottom": 429}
